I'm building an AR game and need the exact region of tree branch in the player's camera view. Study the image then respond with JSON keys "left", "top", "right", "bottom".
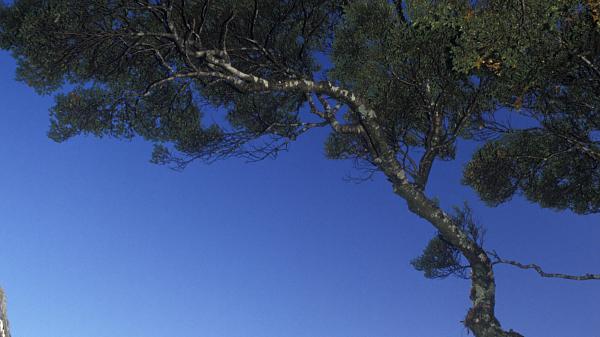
{"left": 490, "top": 251, "right": 600, "bottom": 281}
{"left": 305, "top": 93, "right": 361, "bottom": 135}
{"left": 415, "top": 108, "right": 443, "bottom": 189}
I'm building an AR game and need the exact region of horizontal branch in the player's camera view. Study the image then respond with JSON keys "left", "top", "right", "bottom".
{"left": 490, "top": 251, "right": 600, "bottom": 281}
{"left": 192, "top": 50, "right": 371, "bottom": 116}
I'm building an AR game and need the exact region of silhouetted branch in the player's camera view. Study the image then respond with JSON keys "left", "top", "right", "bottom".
{"left": 489, "top": 251, "right": 600, "bottom": 281}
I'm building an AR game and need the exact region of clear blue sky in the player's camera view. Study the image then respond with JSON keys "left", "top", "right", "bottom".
{"left": 0, "top": 50, "right": 598, "bottom": 337}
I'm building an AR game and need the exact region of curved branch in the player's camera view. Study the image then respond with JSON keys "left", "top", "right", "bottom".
{"left": 490, "top": 251, "right": 600, "bottom": 281}
{"left": 85, "top": 10, "right": 521, "bottom": 335}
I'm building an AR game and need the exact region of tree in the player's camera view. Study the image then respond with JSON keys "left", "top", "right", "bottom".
{"left": 456, "top": 0, "right": 600, "bottom": 215}
{"left": 0, "top": 1, "right": 598, "bottom": 336}
{"left": 0, "top": 288, "right": 10, "bottom": 337}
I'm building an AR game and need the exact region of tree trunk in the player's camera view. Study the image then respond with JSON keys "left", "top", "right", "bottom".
{"left": 0, "top": 288, "right": 10, "bottom": 337}
{"left": 371, "top": 149, "right": 524, "bottom": 337}
{"left": 396, "top": 181, "right": 523, "bottom": 336}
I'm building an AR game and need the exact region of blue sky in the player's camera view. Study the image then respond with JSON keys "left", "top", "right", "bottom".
{"left": 0, "top": 50, "right": 599, "bottom": 337}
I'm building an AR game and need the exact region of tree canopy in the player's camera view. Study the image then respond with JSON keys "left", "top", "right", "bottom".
{"left": 1, "top": 0, "right": 599, "bottom": 336}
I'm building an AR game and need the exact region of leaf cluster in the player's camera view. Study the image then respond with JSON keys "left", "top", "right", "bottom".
{"left": 464, "top": 130, "right": 600, "bottom": 214}
{"left": 0, "top": 0, "right": 344, "bottom": 163}
{"left": 411, "top": 204, "right": 484, "bottom": 279}
{"left": 327, "top": 0, "right": 494, "bottom": 177}
{"left": 457, "top": 0, "right": 600, "bottom": 213}
{"left": 0, "top": 0, "right": 599, "bottom": 213}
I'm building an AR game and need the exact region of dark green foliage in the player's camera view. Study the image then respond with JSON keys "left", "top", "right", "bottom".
{"left": 0, "top": 0, "right": 344, "bottom": 163}
{"left": 411, "top": 235, "right": 468, "bottom": 279}
{"left": 325, "top": 131, "right": 365, "bottom": 160}
{"left": 0, "top": 0, "right": 599, "bottom": 209}
{"left": 3, "top": 2, "right": 600, "bottom": 335}
{"left": 328, "top": 0, "right": 491, "bottom": 168}
{"left": 412, "top": 204, "right": 484, "bottom": 279}
{"left": 464, "top": 131, "right": 600, "bottom": 214}
{"left": 456, "top": 0, "right": 600, "bottom": 213}
{"left": 226, "top": 92, "right": 305, "bottom": 138}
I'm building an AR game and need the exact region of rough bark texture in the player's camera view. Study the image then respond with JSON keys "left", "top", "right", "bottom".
{"left": 0, "top": 288, "right": 10, "bottom": 337}
{"left": 391, "top": 181, "right": 521, "bottom": 336}
{"left": 308, "top": 85, "right": 526, "bottom": 336}
{"left": 365, "top": 131, "right": 524, "bottom": 337}
{"left": 0, "top": 2, "right": 532, "bottom": 335}
{"left": 157, "top": 44, "right": 527, "bottom": 337}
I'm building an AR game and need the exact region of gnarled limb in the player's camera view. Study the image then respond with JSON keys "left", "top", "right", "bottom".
{"left": 110, "top": 11, "right": 527, "bottom": 337}
{"left": 383, "top": 176, "right": 523, "bottom": 337}
{"left": 0, "top": 2, "right": 529, "bottom": 335}
{"left": 188, "top": 36, "right": 526, "bottom": 335}
{"left": 490, "top": 251, "right": 600, "bottom": 281}
{"left": 336, "top": 103, "right": 524, "bottom": 337}
{"left": 207, "top": 50, "right": 524, "bottom": 337}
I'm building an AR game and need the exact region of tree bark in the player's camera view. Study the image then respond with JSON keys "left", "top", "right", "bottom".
{"left": 0, "top": 288, "right": 10, "bottom": 337}
{"left": 127, "top": 21, "right": 525, "bottom": 333}
{"left": 341, "top": 105, "right": 524, "bottom": 336}
{"left": 374, "top": 153, "right": 524, "bottom": 337}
